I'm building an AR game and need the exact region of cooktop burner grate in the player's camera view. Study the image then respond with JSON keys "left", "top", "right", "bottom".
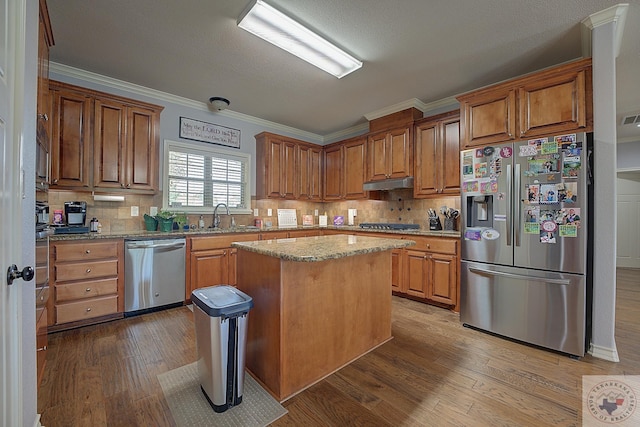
{"left": 359, "top": 223, "right": 420, "bottom": 230}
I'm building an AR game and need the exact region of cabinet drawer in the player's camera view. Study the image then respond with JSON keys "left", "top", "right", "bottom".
{"left": 190, "top": 233, "right": 259, "bottom": 251}
{"left": 55, "top": 259, "right": 118, "bottom": 281}
{"left": 410, "top": 237, "right": 457, "bottom": 254}
{"left": 54, "top": 241, "right": 119, "bottom": 261}
{"left": 56, "top": 295, "right": 118, "bottom": 324}
{"left": 55, "top": 278, "right": 118, "bottom": 302}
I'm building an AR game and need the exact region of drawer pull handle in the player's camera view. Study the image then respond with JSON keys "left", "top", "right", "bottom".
{"left": 86, "top": 307, "right": 91, "bottom": 312}
{"left": 37, "top": 345, "right": 47, "bottom": 352}
{"left": 86, "top": 268, "right": 91, "bottom": 273}
{"left": 85, "top": 249, "right": 91, "bottom": 254}
{"left": 85, "top": 288, "right": 91, "bottom": 292}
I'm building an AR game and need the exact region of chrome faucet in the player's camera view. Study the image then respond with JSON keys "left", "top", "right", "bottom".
{"left": 213, "top": 203, "right": 230, "bottom": 228}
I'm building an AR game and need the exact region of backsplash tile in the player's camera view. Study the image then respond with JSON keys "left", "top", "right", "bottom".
{"left": 49, "top": 189, "right": 461, "bottom": 232}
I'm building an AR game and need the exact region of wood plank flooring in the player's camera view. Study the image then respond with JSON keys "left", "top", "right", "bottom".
{"left": 38, "top": 268, "right": 640, "bottom": 426}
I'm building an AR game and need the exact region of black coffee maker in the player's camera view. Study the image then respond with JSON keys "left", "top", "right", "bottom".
{"left": 59, "top": 201, "right": 89, "bottom": 233}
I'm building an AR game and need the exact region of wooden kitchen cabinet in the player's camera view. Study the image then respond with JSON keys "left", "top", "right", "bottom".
{"left": 322, "top": 136, "right": 368, "bottom": 201}
{"left": 367, "top": 126, "right": 412, "bottom": 182}
{"left": 298, "top": 144, "right": 322, "bottom": 200}
{"left": 458, "top": 58, "right": 592, "bottom": 148}
{"left": 36, "top": 0, "right": 54, "bottom": 190}
{"left": 50, "top": 80, "right": 163, "bottom": 193}
{"left": 50, "top": 87, "right": 92, "bottom": 189}
{"left": 49, "top": 239, "right": 124, "bottom": 330}
{"left": 93, "top": 100, "right": 159, "bottom": 192}
{"left": 186, "top": 234, "right": 260, "bottom": 299}
{"left": 256, "top": 132, "right": 323, "bottom": 200}
{"left": 414, "top": 111, "right": 460, "bottom": 197}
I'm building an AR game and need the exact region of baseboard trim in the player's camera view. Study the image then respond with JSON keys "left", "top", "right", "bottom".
{"left": 33, "top": 413, "right": 43, "bottom": 427}
{"left": 589, "top": 342, "right": 620, "bottom": 362}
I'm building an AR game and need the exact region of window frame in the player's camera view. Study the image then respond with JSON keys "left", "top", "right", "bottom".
{"left": 162, "top": 139, "right": 252, "bottom": 215}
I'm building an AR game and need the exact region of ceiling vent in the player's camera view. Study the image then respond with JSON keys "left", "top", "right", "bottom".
{"left": 621, "top": 114, "right": 640, "bottom": 125}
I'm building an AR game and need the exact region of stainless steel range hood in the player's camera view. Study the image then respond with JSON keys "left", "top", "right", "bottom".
{"left": 363, "top": 176, "right": 414, "bottom": 191}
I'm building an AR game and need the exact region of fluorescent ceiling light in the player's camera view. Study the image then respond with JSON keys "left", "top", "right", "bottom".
{"left": 238, "top": 0, "right": 362, "bottom": 78}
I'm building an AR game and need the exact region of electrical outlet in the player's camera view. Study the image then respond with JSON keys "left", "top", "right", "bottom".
{"left": 254, "top": 208, "right": 259, "bottom": 216}
{"left": 150, "top": 206, "right": 158, "bottom": 216}
{"left": 131, "top": 206, "right": 139, "bottom": 217}
{"left": 267, "top": 208, "right": 272, "bottom": 216}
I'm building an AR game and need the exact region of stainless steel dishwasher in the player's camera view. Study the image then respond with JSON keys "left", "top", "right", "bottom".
{"left": 124, "top": 238, "right": 186, "bottom": 314}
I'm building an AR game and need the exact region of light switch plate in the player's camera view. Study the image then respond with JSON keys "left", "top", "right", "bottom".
{"left": 254, "top": 208, "right": 259, "bottom": 216}
{"left": 314, "top": 209, "right": 318, "bottom": 216}
{"left": 150, "top": 206, "right": 158, "bottom": 216}
{"left": 131, "top": 206, "right": 139, "bottom": 217}
{"left": 267, "top": 208, "right": 272, "bottom": 216}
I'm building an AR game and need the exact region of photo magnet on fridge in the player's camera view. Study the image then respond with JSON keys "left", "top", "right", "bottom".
{"left": 539, "top": 184, "right": 558, "bottom": 203}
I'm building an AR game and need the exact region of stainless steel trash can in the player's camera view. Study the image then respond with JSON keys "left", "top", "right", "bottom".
{"left": 191, "top": 285, "right": 253, "bottom": 413}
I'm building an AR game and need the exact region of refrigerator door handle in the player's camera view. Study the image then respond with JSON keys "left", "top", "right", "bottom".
{"left": 514, "top": 163, "right": 521, "bottom": 247}
{"left": 506, "top": 164, "right": 512, "bottom": 246}
{"left": 468, "top": 267, "right": 571, "bottom": 285}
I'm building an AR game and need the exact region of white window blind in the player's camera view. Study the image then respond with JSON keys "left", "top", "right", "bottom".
{"left": 164, "top": 140, "right": 251, "bottom": 213}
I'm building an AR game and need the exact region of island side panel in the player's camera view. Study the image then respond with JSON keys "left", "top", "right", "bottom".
{"left": 235, "top": 249, "right": 283, "bottom": 399}
{"left": 279, "top": 250, "right": 392, "bottom": 400}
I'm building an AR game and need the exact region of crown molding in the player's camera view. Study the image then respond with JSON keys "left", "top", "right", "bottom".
{"left": 581, "top": 3, "right": 629, "bottom": 58}
{"left": 49, "top": 62, "right": 325, "bottom": 144}
{"left": 364, "top": 96, "right": 459, "bottom": 122}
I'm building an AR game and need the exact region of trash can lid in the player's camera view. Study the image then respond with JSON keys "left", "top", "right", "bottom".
{"left": 191, "top": 285, "right": 253, "bottom": 317}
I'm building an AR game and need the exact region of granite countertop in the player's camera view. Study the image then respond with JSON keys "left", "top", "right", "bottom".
{"left": 232, "top": 234, "right": 415, "bottom": 262}
{"left": 47, "top": 225, "right": 461, "bottom": 241}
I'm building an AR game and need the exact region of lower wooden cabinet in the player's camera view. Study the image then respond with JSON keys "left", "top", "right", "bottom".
{"left": 49, "top": 239, "right": 124, "bottom": 330}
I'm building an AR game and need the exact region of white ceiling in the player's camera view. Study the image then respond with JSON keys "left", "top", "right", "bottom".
{"left": 46, "top": 0, "right": 640, "bottom": 142}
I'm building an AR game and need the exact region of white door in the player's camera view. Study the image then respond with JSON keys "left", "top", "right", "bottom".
{"left": 616, "top": 173, "right": 640, "bottom": 269}
{"left": 1, "top": 0, "right": 29, "bottom": 425}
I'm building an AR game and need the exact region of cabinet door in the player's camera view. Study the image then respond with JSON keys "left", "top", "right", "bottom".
{"left": 427, "top": 253, "right": 457, "bottom": 306}
{"left": 93, "top": 99, "right": 126, "bottom": 189}
{"left": 388, "top": 127, "right": 411, "bottom": 178}
{"left": 440, "top": 118, "right": 461, "bottom": 194}
{"left": 126, "top": 106, "right": 158, "bottom": 192}
{"left": 50, "top": 89, "right": 92, "bottom": 188}
{"left": 367, "top": 131, "right": 388, "bottom": 181}
{"left": 404, "top": 249, "right": 428, "bottom": 299}
{"left": 282, "top": 141, "right": 297, "bottom": 199}
{"left": 36, "top": 15, "right": 52, "bottom": 151}
{"left": 323, "top": 145, "right": 343, "bottom": 200}
{"left": 298, "top": 145, "right": 322, "bottom": 200}
{"left": 344, "top": 137, "right": 368, "bottom": 199}
{"left": 459, "top": 88, "right": 516, "bottom": 148}
{"left": 228, "top": 248, "right": 238, "bottom": 286}
{"left": 518, "top": 68, "right": 587, "bottom": 138}
{"left": 189, "top": 249, "right": 229, "bottom": 294}
{"left": 264, "top": 137, "right": 285, "bottom": 198}
{"left": 414, "top": 121, "right": 439, "bottom": 197}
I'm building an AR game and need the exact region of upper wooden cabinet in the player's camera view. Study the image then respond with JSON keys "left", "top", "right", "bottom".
{"left": 298, "top": 144, "right": 322, "bottom": 201}
{"left": 36, "top": 0, "right": 54, "bottom": 152}
{"left": 367, "top": 126, "right": 412, "bottom": 182}
{"left": 49, "top": 81, "right": 163, "bottom": 193}
{"left": 255, "top": 132, "right": 322, "bottom": 200}
{"left": 458, "top": 58, "right": 592, "bottom": 148}
{"left": 322, "top": 135, "right": 368, "bottom": 201}
{"left": 414, "top": 111, "right": 460, "bottom": 198}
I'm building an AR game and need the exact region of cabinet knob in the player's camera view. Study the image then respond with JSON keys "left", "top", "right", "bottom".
{"left": 426, "top": 244, "right": 430, "bottom": 249}
{"left": 223, "top": 250, "right": 226, "bottom": 255}
{"left": 86, "top": 307, "right": 91, "bottom": 312}
{"left": 424, "top": 256, "right": 427, "bottom": 260}
{"left": 85, "top": 288, "right": 91, "bottom": 292}
{"left": 38, "top": 113, "right": 48, "bottom": 121}
{"left": 37, "top": 346, "right": 47, "bottom": 352}
{"left": 86, "top": 268, "right": 91, "bottom": 273}
{"left": 121, "top": 183, "right": 125, "bottom": 188}
{"left": 154, "top": 293, "right": 159, "bottom": 297}
{"left": 53, "top": 179, "right": 58, "bottom": 184}
{"left": 127, "top": 183, "right": 131, "bottom": 188}
{"left": 85, "top": 249, "right": 91, "bottom": 254}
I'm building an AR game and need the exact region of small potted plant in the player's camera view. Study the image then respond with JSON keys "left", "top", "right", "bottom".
{"left": 174, "top": 212, "right": 188, "bottom": 231}
{"left": 156, "top": 210, "right": 175, "bottom": 232}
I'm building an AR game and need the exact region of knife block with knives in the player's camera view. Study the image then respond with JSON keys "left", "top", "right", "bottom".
{"left": 427, "top": 208, "right": 443, "bottom": 231}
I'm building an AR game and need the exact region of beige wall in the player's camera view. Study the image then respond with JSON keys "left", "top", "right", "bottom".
{"left": 49, "top": 189, "right": 461, "bottom": 233}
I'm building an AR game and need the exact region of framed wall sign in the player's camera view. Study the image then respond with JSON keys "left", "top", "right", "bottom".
{"left": 179, "top": 117, "right": 241, "bottom": 149}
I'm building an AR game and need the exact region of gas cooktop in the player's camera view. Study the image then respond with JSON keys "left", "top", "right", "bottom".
{"left": 359, "top": 223, "right": 420, "bottom": 230}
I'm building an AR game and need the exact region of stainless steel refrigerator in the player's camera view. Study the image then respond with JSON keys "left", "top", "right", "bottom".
{"left": 460, "top": 133, "right": 592, "bottom": 357}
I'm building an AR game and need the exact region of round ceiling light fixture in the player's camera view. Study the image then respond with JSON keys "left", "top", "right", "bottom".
{"left": 209, "top": 96, "right": 230, "bottom": 112}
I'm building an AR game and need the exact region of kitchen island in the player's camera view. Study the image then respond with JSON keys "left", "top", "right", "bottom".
{"left": 232, "top": 234, "right": 414, "bottom": 401}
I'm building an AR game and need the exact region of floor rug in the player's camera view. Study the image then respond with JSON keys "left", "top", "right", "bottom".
{"left": 158, "top": 362, "right": 287, "bottom": 427}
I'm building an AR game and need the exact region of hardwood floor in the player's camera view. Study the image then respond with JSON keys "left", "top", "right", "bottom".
{"left": 38, "top": 269, "right": 640, "bottom": 426}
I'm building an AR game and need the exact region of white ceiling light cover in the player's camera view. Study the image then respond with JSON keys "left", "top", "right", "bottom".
{"left": 238, "top": 0, "right": 362, "bottom": 78}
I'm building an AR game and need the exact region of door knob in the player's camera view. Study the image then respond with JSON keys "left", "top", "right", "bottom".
{"left": 6, "top": 265, "right": 35, "bottom": 285}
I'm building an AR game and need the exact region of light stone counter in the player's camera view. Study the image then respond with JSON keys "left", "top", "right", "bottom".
{"left": 232, "top": 234, "right": 415, "bottom": 262}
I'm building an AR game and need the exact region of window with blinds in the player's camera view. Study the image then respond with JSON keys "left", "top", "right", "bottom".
{"left": 163, "top": 140, "right": 251, "bottom": 213}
